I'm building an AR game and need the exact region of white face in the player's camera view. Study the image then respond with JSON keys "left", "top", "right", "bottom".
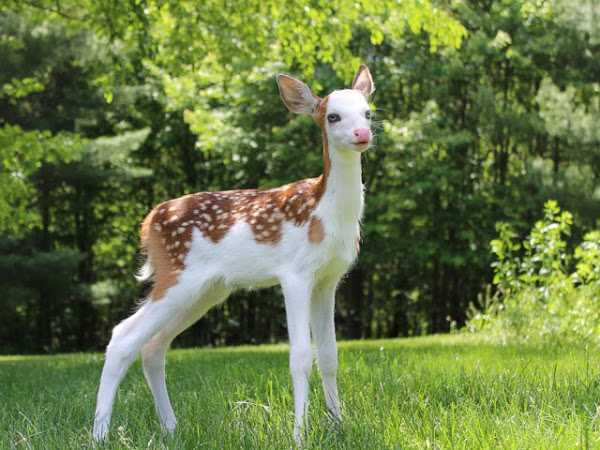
{"left": 325, "top": 89, "right": 372, "bottom": 153}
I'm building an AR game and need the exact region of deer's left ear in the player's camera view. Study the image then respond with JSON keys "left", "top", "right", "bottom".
{"left": 352, "top": 64, "right": 375, "bottom": 97}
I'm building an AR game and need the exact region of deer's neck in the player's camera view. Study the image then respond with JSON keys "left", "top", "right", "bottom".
{"left": 317, "top": 138, "right": 364, "bottom": 225}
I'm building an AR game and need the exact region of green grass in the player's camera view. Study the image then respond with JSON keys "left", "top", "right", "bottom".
{"left": 1, "top": 334, "right": 599, "bottom": 449}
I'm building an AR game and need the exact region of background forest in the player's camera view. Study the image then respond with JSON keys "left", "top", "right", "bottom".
{"left": 1, "top": 0, "right": 599, "bottom": 354}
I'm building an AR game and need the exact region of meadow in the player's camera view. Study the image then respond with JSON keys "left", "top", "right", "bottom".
{"left": 1, "top": 334, "right": 598, "bottom": 449}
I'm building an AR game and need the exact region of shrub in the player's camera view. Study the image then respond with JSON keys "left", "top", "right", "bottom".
{"left": 468, "top": 201, "right": 600, "bottom": 345}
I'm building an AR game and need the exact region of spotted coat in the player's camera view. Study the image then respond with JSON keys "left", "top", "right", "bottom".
{"left": 141, "top": 176, "right": 326, "bottom": 272}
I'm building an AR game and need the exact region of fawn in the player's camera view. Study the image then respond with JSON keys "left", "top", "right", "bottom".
{"left": 93, "top": 64, "right": 375, "bottom": 442}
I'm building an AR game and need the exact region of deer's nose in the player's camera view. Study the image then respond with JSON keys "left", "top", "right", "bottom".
{"left": 353, "top": 128, "right": 371, "bottom": 143}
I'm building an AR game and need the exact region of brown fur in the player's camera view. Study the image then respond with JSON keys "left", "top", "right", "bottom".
{"left": 313, "top": 96, "right": 330, "bottom": 197}
{"left": 141, "top": 209, "right": 181, "bottom": 300}
{"left": 308, "top": 216, "right": 325, "bottom": 243}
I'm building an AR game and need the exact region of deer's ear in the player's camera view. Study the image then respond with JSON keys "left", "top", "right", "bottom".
{"left": 277, "top": 74, "right": 320, "bottom": 115}
{"left": 352, "top": 64, "right": 375, "bottom": 97}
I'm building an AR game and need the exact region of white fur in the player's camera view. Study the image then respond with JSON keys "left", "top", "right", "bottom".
{"left": 134, "top": 260, "right": 154, "bottom": 282}
{"left": 326, "top": 89, "right": 372, "bottom": 152}
{"left": 93, "top": 83, "right": 372, "bottom": 443}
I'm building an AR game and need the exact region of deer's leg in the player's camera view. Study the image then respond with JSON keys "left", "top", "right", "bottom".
{"left": 93, "top": 301, "right": 171, "bottom": 441}
{"left": 141, "top": 283, "right": 230, "bottom": 433}
{"left": 281, "top": 274, "right": 313, "bottom": 443}
{"left": 310, "top": 279, "right": 341, "bottom": 421}
{"left": 93, "top": 275, "right": 213, "bottom": 441}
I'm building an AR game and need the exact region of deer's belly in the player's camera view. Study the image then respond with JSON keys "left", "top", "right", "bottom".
{"left": 185, "top": 219, "right": 359, "bottom": 288}
{"left": 186, "top": 220, "right": 311, "bottom": 287}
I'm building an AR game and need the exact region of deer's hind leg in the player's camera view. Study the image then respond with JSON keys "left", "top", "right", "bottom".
{"left": 93, "top": 271, "right": 220, "bottom": 441}
{"left": 141, "top": 282, "right": 230, "bottom": 433}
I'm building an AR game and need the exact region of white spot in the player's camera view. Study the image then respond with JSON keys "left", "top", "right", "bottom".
{"left": 178, "top": 254, "right": 184, "bottom": 260}
{"left": 256, "top": 224, "right": 264, "bottom": 230}
{"left": 209, "top": 225, "right": 215, "bottom": 231}
{"left": 202, "top": 213, "right": 212, "bottom": 222}
{"left": 262, "top": 231, "right": 271, "bottom": 238}
{"left": 174, "top": 241, "right": 180, "bottom": 247}
{"left": 193, "top": 209, "right": 199, "bottom": 214}
{"left": 212, "top": 205, "right": 219, "bottom": 210}
{"left": 168, "top": 215, "right": 179, "bottom": 222}
{"left": 177, "top": 227, "right": 185, "bottom": 234}
{"left": 218, "top": 224, "right": 227, "bottom": 229}
{"left": 159, "top": 208, "right": 165, "bottom": 214}
{"left": 171, "top": 231, "right": 177, "bottom": 237}
{"left": 168, "top": 206, "right": 177, "bottom": 212}
{"left": 184, "top": 241, "right": 191, "bottom": 249}
{"left": 307, "top": 198, "right": 316, "bottom": 206}
{"left": 271, "top": 225, "right": 278, "bottom": 231}
{"left": 153, "top": 223, "right": 162, "bottom": 232}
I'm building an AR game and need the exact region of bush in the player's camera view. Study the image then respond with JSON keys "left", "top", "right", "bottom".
{"left": 468, "top": 201, "right": 600, "bottom": 344}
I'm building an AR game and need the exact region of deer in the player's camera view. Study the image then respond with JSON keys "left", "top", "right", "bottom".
{"left": 92, "top": 64, "right": 375, "bottom": 443}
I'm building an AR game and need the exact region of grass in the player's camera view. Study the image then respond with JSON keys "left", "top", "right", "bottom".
{"left": 1, "top": 334, "right": 599, "bottom": 449}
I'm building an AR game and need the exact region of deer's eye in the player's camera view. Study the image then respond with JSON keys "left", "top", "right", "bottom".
{"left": 327, "top": 113, "right": 341, "bottom": 123}
{"left": 365, "top": 110, "right": 371, "bottom": 119}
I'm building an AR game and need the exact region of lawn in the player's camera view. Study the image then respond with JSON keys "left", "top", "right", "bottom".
{"left": 1, "top": 334, "right": 598, "bottom": 449}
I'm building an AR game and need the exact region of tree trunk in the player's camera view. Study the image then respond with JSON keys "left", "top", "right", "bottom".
{"left": 340, "top": 268, "right": 364, "bottom": 339}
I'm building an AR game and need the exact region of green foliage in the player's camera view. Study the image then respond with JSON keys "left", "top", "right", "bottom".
{"left": 518, "top": 200, "right": 572, "bottom": 289}
{"left": 0, "top": 125, "right": 83, "bottom": 234}
{"left": 552, "top": 0, "right": 600, "bottom": 45}
{"left": 1, "top": 76, "right": 44, "bottom": 100}
{"left": 469, "top": 202, "right": 600, "bottom": 344}
{"left": 537, "top": 78, "right": 600, "bottom": 145}
{"left": 0, "top": 244, "right": 81, "bottom": 352}
{"left": 575, "top": 231, "right": 600, "bottom": 284}
{"left": 1, "top": 0, "right": 599, "bottom": 353}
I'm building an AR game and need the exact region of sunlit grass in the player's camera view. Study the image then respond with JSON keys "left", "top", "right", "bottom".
{"left": 1, "top": 334, "right": 598, "bottom": 449}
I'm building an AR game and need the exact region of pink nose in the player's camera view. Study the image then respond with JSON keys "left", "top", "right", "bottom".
{"left": 353, "top": 128, "right": 371, "bottom": 143}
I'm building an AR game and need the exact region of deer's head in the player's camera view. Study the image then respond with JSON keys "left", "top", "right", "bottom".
{"left": 277, "top": 65, "right": 375, "bottom": 155}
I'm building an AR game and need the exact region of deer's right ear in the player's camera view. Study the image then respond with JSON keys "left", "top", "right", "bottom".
{"left": 277, "top": 74, "right": 320, "bottom": 115}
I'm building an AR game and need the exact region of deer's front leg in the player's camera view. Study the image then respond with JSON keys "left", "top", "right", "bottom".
{"left": 310, "top": 279, "right": 341, "bottom": 421}
{"left": 281, "top": 274, "right": 313, "bottom": 443}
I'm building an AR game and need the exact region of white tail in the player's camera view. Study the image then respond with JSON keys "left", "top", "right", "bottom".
{"left": 93, "top": 64, "right": 375, "bottom": 443}
{"left": 134, "top": 260, "right": 154, "bottom": 283}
